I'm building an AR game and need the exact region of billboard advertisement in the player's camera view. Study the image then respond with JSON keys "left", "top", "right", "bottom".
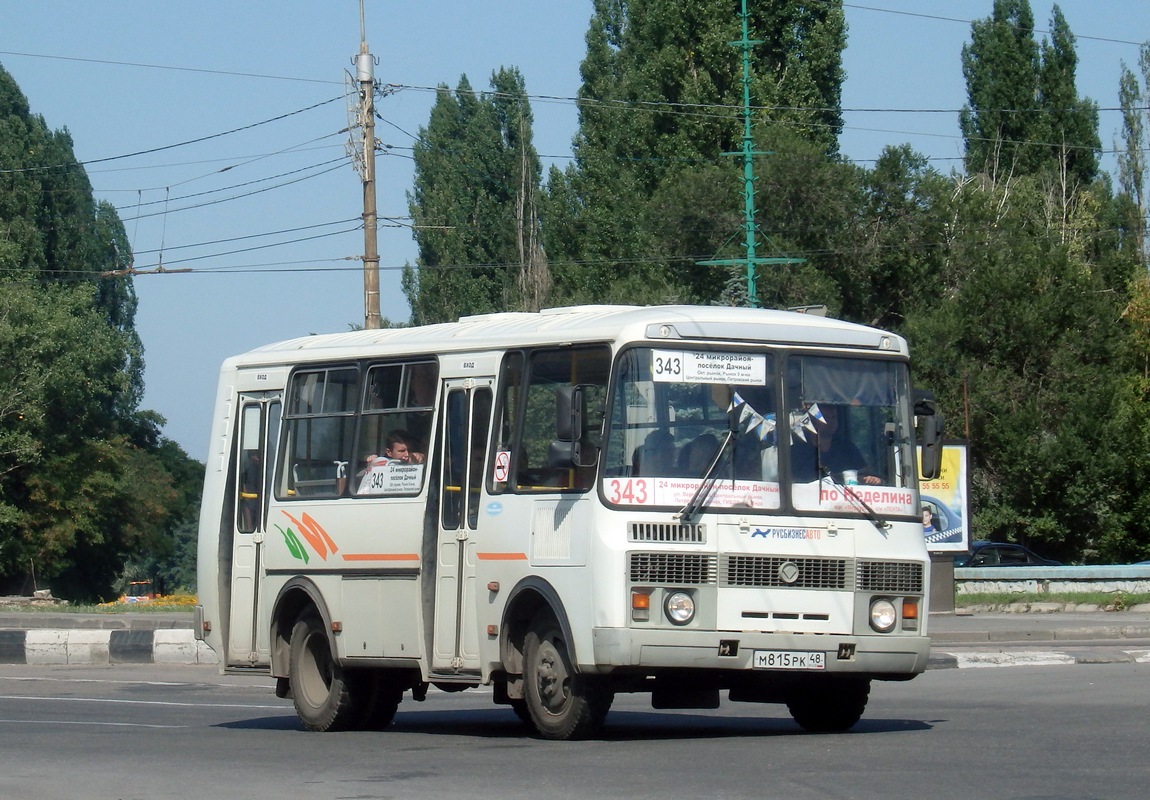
{"left": 919, "top": 442, "right": 969, "bottom": 553}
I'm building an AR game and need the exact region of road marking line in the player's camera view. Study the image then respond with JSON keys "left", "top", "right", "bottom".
{"left": 0, "top": 718, "right": 187, "bottom": 729}
{"left": 0, "top": 694, "right": 287, "bottom": 710}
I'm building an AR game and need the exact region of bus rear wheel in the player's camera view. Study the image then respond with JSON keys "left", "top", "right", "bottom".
{"left": 786, "top": 676, "right": 871, "bottom": 733}
{"left": 522, "top": 612, "right": 612, "bottom": 740}
{"left": 289, "top": 611, "right": 362, "bottom": 732}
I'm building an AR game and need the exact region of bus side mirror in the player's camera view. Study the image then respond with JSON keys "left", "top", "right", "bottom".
{"left": 914, "top": 390, "right": 945, "bottom": 480}
{"left": 553, "top": 385, "right": 597, "bottom": 469}
{"left": 555, "top": 385, "right": 581, "bottom": 442}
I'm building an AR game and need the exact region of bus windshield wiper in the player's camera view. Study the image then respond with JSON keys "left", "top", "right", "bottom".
{"left": 677, "top": 430, "right": 734, "bottom": 522}
{"left": 822, "top": 469, "right": 890, "bottom": 532}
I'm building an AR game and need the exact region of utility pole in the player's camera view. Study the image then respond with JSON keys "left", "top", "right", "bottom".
{"left": 355, "top": 1, "right": 381, "bottom": 329}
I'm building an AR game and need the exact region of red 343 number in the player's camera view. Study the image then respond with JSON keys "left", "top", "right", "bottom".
{"left": 607, "top": 478, "right": 649, "bottom": 505}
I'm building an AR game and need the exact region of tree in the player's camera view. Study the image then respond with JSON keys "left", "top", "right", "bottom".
{"left": 403, "top": 69, "right": 547, "bottom": 324}
{"left": 120, "top": 435, "right": 203, "bottom": 594}
{"left": 0, "top": 282, "right": 172, "bottom": 599}
{"left": 1035, "top": 6, "right": 1100, "bottom": 187}
{"left": 960, "top": 1, "right": 1099, "bottom": 186}
{"left": 1117, "top": 44, "right": 1150, "bottom": 262}
{"left": 0, "top": 63, "right": 193, "bottom": 600}
{"left": 544, "top": 0, "right": 847, "bottom": 307}
{"left": 904, "top": 173, "right": 1139, "bottom": 563}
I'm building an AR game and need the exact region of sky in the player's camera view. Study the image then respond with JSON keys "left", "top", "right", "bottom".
{"left": 2, "top": 1, "right": 1149, "bottom": 462}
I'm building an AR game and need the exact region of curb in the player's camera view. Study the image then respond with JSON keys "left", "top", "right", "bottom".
{"left": 928, "top": 647, "right": 1150, "bottom": 670}
{"left": 0, "top": 629, "right": 217, "bottom": 666}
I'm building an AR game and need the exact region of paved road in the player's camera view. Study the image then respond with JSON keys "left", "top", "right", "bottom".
{"left": 0, "top": 661, "right": 1147, "bottom": 799}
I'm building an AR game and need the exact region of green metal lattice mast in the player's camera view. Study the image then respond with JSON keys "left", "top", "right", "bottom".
{"left": 698, "top": 0, "right": 802, "bottom": 307}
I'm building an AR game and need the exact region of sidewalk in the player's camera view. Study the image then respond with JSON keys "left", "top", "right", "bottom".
{"left": 1, "top": 608, "right": 1149, "bottom": 668}
{"left": 927, "top": 609, "right": 1150, "bottom": 669}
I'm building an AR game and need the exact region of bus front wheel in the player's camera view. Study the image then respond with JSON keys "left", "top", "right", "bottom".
{"left": 522, "top": 612, "right": 612, "bottom": 740}
{"left": 289, "top": 611, "right": 362, "bottom": 732}
{"left": 786, "top": 676, "right": 871, "bottom": 733}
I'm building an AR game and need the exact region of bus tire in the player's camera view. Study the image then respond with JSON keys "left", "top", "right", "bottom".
{"left": 289, "top": 611, "right": 361, "bottom": 732}
{"left": 786, "top": 676, "right": 870, "bottom": 733}
{"left": 522, "top": 611, "right": 612, "bottom": 740}
{"left": 509, "top": 698, "right": 532, "bottom": 725}
{"left": 360, "top": 670, "right": 404, "bottom": 730}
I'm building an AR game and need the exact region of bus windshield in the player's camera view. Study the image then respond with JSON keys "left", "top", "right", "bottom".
{"left": 601, "top": 347, "right": 918, "bottom": 517}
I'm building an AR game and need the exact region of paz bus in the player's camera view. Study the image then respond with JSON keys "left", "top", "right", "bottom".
{"left": 195, "top": 304, "right": 943, "bottom": 739}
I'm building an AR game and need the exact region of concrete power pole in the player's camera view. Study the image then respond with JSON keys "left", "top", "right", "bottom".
{"left": 355, "top": 4, "right": 381, "bottom": 329}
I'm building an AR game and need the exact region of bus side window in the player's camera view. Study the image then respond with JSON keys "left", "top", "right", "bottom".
{"left": 355, "top": 360, "right": 438, "bottom": 496}
{"left": 278, "top": 367, "right": 358, "bottom": 499}
{"left": 495, "top": 346, "right": 608, "bottom": 492}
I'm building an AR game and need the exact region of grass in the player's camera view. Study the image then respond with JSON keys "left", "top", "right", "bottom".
{"left": 955, "top": 591, "right": 1150, "bottom": 610}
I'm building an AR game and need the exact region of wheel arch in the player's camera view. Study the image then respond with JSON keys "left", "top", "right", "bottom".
{"left": 499, "top": 576, "right": 574, "bottom": 679}
{"left": 270, "top": 577, "right": 335, "bottom": 678}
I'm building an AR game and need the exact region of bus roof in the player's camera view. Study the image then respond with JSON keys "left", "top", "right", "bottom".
{"left": 227, "top": 305, "right": 907, "bottom": 368}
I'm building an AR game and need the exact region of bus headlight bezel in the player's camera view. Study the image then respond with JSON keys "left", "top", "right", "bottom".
{"left": 869, "top": 598, "right": 898, "bottom": 633}
{"left": 664, "top": 590, "right": 695, "bottom": 626}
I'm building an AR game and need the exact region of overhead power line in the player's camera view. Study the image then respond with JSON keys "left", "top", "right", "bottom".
{"left": 114, "top": 156, "right": 349, "bottom": 211}
{"left": 0, "top": 49, "right": 342, "bottom": 84}
{"left": 130, "top": 218, "right": 361, "bottom": 255}
{"left": 117, "top": 160, "right": 348, "bottom": 222}
{"left": 832, "top": 2, "right": 1149, "bottom": 48}
{"left": 0, "top": 95, "right": 346, "bottom": 175}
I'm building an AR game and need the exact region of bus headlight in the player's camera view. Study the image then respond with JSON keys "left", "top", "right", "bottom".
{"left": 664, "top": 591, "right": 695, "bottom": 625}
{"left": 869, "top": 598, "right": 898, "bottom": 633}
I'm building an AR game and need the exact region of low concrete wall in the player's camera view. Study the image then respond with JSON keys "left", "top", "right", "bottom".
{"left": 0, "top": 628, "right": 215, "bottom": 665}
{"left": 955, "top": 564, "right": 1150, "bottom": 595}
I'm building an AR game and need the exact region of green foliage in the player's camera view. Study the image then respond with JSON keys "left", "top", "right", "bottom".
{"left": 403, "top": 68, "right": 547, "bottom": 324}
{"left": 398, "top": 2, "right": 1150, "bottom": 567}
{"left": 904, "top": 172, "right": 1141, "bottom": 563}
{"left": 956, "top": 591, "right": 1150, "bottom": 609}
{"left": 0, "top": 63, "right": 198, "bottom": 601}
{"left": 960, "top": 0, "right": 1099, "bottom": 184}
{"left": 0, "top": 283, "right": 162, "bottom": 599}
{"left": 543, "top": 0, "right": 846, "bottom": 307}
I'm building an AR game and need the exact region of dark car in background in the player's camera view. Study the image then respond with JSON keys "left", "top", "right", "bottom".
{"left": 954, "top": 540, "right": 1062, "bottom": 568}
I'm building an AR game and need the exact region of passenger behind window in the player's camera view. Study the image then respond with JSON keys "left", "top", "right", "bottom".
{"left": 633, "top": 430, "right": 676, "bottom": 477}
{"left": 385, "top": 429, "right": 423, "bottom": 464}
{"left": 679, "top": 432, "right": 719, "bottom": 477}
{"left": 355, "top": 430, "right": 424, "bottom": 494}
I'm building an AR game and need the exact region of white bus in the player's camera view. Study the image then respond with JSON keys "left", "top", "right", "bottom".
{"left": 196, "top": 305, "right": 943, "bottom": 739}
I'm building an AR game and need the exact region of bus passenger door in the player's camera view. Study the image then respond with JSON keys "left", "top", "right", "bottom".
{"left": 226, "top": 395, "right": 280, "bottom": 665}
{"left": 431, "top": 378, "right": 493, "bottom": 673}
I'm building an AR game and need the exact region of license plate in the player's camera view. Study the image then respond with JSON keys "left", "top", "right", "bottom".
{"left": 753, "top": 649, "right": 825, "bottom": 670}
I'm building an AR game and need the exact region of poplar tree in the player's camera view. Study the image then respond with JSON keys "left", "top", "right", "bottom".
{"left": 1117, "top": 45, "right": 1150, "bottom": 260}
{"left": 403, "top": 68, "right": 546, "bottom": 324}
{"left": 960, "top": 0, "right": 1099, "bottom": 184}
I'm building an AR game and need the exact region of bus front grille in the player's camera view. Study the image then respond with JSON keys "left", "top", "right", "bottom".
{"left": 628, "top": 521, "right": 706, "bottom": 544}
{"left": 723, "top": 555, "right": 848, "bottom": 589}
{"left": 629, "top": 552, "right": 718, "bottom": 585}
{"left": 856, "top": 560, "right": 924, "bottom": 593}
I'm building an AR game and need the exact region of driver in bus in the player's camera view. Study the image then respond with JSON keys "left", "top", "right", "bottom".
{"left": 790, "top": 404, "right": 881, "bottom": 485}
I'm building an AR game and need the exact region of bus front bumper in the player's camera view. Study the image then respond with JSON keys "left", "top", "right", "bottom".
{"left": 589, "top": 627, "right": 931, "bottom": 677}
